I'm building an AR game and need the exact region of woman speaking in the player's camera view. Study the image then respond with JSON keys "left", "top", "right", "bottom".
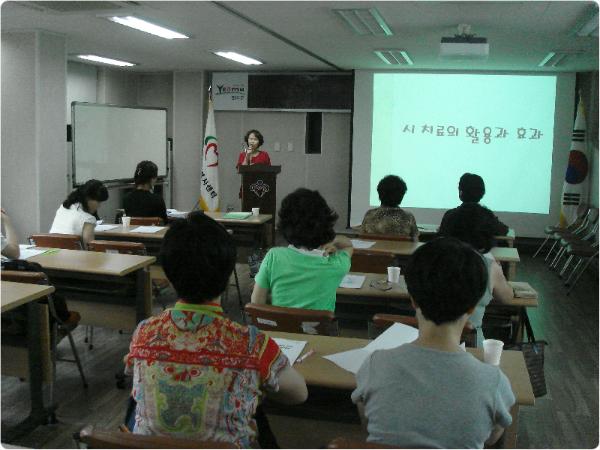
{"left": 237, "top": 129, "right": 271, "bottom": 168}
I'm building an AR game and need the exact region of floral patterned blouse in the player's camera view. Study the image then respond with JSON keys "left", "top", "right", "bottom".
{"left": 360, "top": 207, "right": 419, "bottom": 240}
{"left": 125, "top": 302, "right": 288, "bottom": 448}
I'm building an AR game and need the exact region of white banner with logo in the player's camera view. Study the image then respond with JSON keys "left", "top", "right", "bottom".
{"left": 212, "top": 73, "right": 248, "bottom": 110}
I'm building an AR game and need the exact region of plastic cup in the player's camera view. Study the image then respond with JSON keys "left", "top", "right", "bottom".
{"left": 252, "top": 207, "right": 260, "bottom": 217}
{"left": 483, "top": 339, "right": 504, "bottom": 365}
{"left": 122, "top": 216, "right": 131, "bottom": 228}
{"left": 387, "top": 266, "right": 401, "bottom": 284}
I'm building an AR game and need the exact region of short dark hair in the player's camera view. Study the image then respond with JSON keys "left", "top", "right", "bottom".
{"left": 63, "top": 179, "right": 109, "bottom": 216}
{"left": 459, "top": 173, "right": 485, "bottom": 202}
{"left": 438, "top": 203, "right": 497, "bottom": 253}
{"left": 244, "top": 129, "right": 264, "bottom": 148}
{"left": 134, "top": 160, "right": 158, "bottom": 185}
{"left": 278, "top": 188, "right": 338, "bottom": 250}
{"left": 377, "top": 175, "right": 407, "bottom": 207}
{"left": 160, "top": 212, "right": 236, "bottom": 304}
{"left": 405, "top": 237, "right": 488, "bottom": 325}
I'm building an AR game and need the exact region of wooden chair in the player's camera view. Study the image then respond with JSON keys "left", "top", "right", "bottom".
{"left": 88, "top": 240, "right": 146, "bottom": 255}
{"left": 351, "top": 252, "right": 397, "bottom": 274}
{"left": 129, "top": 217, "right": 164, "bottom": 226}
{"left": 370, "top": 313, "right": 477, "bottom": 347}
{"left": 1, "top": 270, "right": 88, "bottom": 417}
{"left": 245, "top": 303, "right": 339, "bottom": 336}
{"left": 29, "top": 233, "right": 83, "bottom": 250}
{"left": 358, "top": 233, "right": 413, "bottom": 242}
{"left": 74, "top": 425, "right": 238, "bottom": 449}
{"left": 327, "top": 437, "right": 396, "bottom": 449}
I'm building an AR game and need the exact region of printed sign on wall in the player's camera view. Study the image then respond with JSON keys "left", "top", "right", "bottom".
{"left": 212, "top": 73, "right": 248, "bottom": 110}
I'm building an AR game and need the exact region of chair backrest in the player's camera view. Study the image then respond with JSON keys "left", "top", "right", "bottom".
{"left": 327, "top": 437, "right": 396, "bottom": 449}
{"left": 350, "top": 252, "right": 397, "bottom": 274}
{"left": 76, "top": 425, "right": 237, "bottom": 449}
{"left": 0, "top": 270, "right": 49, "bottom": 285}
{"left": 244, "top": 303, "right": 338, "bottom": 336}
{"left": 129, "top": 217, "right": 163, "bottom": 226}
{"left": 88, "top": 240, "right": 147, "bottom": 255}
{"left": 358, "top": 233, "right": 412, "bottom": 242}
{"left": 371, "top": 313, "right": 477, "bottom": 347}
{"left": 29, "top": 233, "right": 83, "bottom": 250}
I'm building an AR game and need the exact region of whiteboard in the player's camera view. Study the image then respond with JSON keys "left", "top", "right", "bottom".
{"left": 72, "top": 103, "right": 167, "bottom": 185}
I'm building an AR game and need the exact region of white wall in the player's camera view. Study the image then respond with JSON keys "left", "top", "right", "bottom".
{"left": 172, "top": 72, "right": 206, "bottom": 211}
{"left": 1, "top": 31, "right": 67, "bottom": 239}
{"left": 66, "top": 62, "right": 97, "bottom": 123}
{"left": 137, "top": 73, "right": 174, "bottom": 138}
{"left": 214, "top": 110, "right": 351, "bottom": 228}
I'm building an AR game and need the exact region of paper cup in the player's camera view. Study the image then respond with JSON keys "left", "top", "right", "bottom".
{"left": 387, "top": 266, "right": 401, "bottom": 284}
{"left": 122, "top": 216, "right": 131, "bottom": 228}
{"left": 252, "top": 207, "right": 260, "bottom": 217}
{"left": 483, "top": 339, "right": 504, "bottom": 365}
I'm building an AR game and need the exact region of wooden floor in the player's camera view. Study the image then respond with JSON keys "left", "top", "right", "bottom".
{"left": 1, "top": 250, "right": 598, "bottom": 448}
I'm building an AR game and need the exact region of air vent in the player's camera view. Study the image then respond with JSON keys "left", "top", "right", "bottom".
{"left": 334, "top": 8, "right": 393, "bottom": 36}
{"left": 374, "top": 49, "right": 413, "bottom": 65}
{"left": 20, "top": 1, "right": 136, "bottom": 13}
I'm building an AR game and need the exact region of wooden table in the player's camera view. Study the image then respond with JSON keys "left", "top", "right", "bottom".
{"left": 418, "top": 224, "right": 517, "bottom": 247}
{"left": 269, "top": 331, "right": 534, "bottom": 448}
{"left": 96, "top": 212, "right": 274, "bottom": 254}
{"left": 1, "top": 281, "right": 55, "bottom": 441}
{"left": 27, "top": 249, "right": 155, "bottom": 331}
{"left": 351, "top": 238, "right": 520, "bottom": 280}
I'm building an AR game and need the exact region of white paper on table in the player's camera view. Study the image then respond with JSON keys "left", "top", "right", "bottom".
{"left": 339, "top": 274, "right": 366, "bottom": 289}
{"left": 324, "top": 323, "right": 418, "bottom": 374}
{"left": 95, "top": 224, "right": 119, "bottom": 231}
{"left": 272, "top": 338, "right": 307, "bottom": 364}
{"left": 167, "top": 209, "right": 188, "bottom": 218}
{"left": 129, "top": 226, "right": 165, "bottom": 233}
{"left": 18, "top": 244, "right": 48, "bottom": 260}
{"left": 350, "top": 239, "right": 376, "bottom": 249}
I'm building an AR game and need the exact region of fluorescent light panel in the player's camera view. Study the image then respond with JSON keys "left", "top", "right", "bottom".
{"left": 334, "top": 8, "right": 393, "bottom": 36}
{"left": 576, "top": 11, "right": 598, "bottom": 36}
{"left": 108, "top": 16, "right": 188, "bottom": 39}
{"left": 538, "top": 50, "right": 584, "bottom": 67}
{"left": 374, "top": 49, "right": 413, "bottom": 65}
{"left": 214, "top": 51, "right": 263, "bottom": 65}
{"left": 77, "top": 54, "right": 136, "bottom": 67}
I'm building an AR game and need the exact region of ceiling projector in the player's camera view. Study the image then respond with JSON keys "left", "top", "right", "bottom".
{"left": 440, "top": 24, "right": 489, "bottom": 59}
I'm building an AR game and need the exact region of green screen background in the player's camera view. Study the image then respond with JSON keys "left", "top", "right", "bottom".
{"left": 370, "top": 73, "right": 557, "bottom": 213}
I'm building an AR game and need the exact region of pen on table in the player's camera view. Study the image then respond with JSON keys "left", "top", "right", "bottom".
{"left": 295, "top": 349, "right": 315, "bottom": 364}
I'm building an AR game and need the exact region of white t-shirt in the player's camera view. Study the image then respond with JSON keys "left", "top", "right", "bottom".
{"left": 0, "top": 233, "right": 6, "bottom": 252}
{"left": 49, "top": 203, "right": 96, "bottom": 236}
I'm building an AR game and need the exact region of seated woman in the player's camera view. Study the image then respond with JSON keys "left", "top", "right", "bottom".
{"left": 125, "top": 212, "right": 307, "bottom": 447}
{"left": 251, "top": 188, "right": 353, "bottom": 311}
{"left": 1, "top": 208, "right": 19, "bottom": 259}
{"left": 437, "top": 202, "right": 514, "bottom": 340}
{"left": 360, "top": 175, "right": 419, "bottom": 241}
{"left": 49, "top": 179, "right": 108, "bottom": 249}
{"left": 123, "top": 160, "right": 167, "bottom": 223}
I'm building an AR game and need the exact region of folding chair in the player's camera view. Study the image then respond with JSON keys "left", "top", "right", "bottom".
{"left": 533, "top": 202, "right": 588, "bottom": 258}
{"left": 370, "top": 313, "right": 477, "bottom": 347}
{"left": 245, "top": 303, "right": 339, "bottom": 336}
{"left": 565, "top": 242, "right": 599, "bottom": 295}
{"left": 74, "top": 425, "right": 238, "bottom": 449}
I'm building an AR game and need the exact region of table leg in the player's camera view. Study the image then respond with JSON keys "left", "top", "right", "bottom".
{"left": 3, "top": 302, "right": 48, "bottom": 442}
{"left": 501, "top": 404, "right": 519, "bottom": 448}
{"left": 135, "top": 269, "right": 151, "bottom": 325}
{"left": 508, "top": 262, "right": 516, "bottom": 280}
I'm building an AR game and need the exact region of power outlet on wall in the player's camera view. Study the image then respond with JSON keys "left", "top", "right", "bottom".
{"left": 274, "top": 142, "right": 281, "bottom": 152}
{"left": 287, "top": 142, "right": 294, "bottom": 152}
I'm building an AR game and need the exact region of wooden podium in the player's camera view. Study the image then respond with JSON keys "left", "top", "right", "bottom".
{"left": 239, "top": 165, "right": 281, "bottom": 245}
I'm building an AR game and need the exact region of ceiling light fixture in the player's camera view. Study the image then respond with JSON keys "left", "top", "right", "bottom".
{"left": 374, "top": 49, "right": 413, "bottom": 65}
{"left": 575, "top": 11, "right": 598, "bottom": 36}
{"left": 213, "top": 51, "right": 263, "bottom": 65}
{"left": 334, "top": 8, "right": 393, "bottom": 36}
{"left": 77, "top": 54, "right": 136, "bottom": 67}
{"left": 538, "top": 50, "right": 585, "bottom": 68}
{"left": 108, "top": 16, "right": 189, "bottom": 39}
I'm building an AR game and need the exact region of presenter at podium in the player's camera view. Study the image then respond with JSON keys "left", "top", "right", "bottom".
{"left": 237, "top": 129, "right": 271, "bottom": 168}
